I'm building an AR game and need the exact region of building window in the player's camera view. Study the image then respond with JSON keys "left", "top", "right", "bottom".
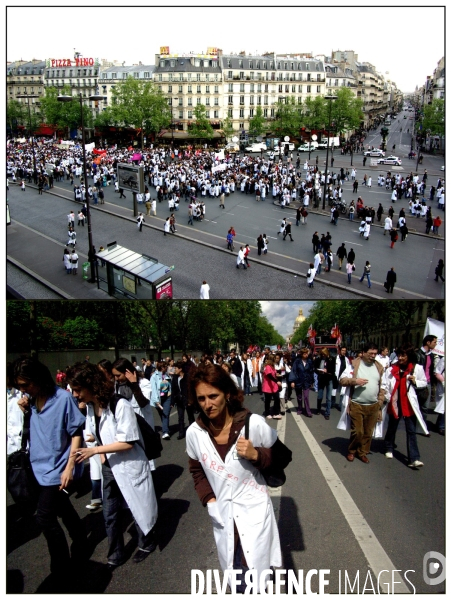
{"left": 179, "top": 85, "right": 183, "bottom": 93}
{"left": 160, "top": 60, "right": 165, "bottom": 67}
{"left": 111, "top": 73, "right": 117, "bottom": 79}
{"left": 240, "top": 83, "right": 245, "bottom": 92}
{"left": 249, "top": 108, "right": 254, "bottom": 117}
{"left": 250, "top": 83, "right": 254, "bottom": 93}
{"left": 205, "top": 110, "right": 210, "bottom": 117}
{"left": 168, "top": 85, "right": 172, "bottom": 92}
{"left": 196, "top": 74, "right": 200, "bottom": 81}
{"left": 239, "top": 108, "right": 244, "bottom": 117}
{"left": 179, "top": 110, "right": 183, "bottom": 119}
{"left": 228, "top": 95, "right": 233, "bottom": 105}
{"left": 228, "top": 108, "right": 233, "bottom": 117}
{"left": 292, "top": 85, "right": 296, "bottom": 92}
{"left": 188, "top": 110, "right": 192, "bottom": 119}
{"left": 228, "top": 83, "right": 233, "bottom": 92}
{"left": 298, "top": 97, "right": 302, "bottom": 104}
{"left": 270, "top": 108, "right": 275, "bottom": 117}
{"left": 240, "top": 95, "right": 245, "bottom": 105}
{"left": 307, "top": 73, "right": 311, "bottom": 81}
{"left": 263, "top": 62, "right": 267, "bottom": 69}
{"left": 197, "top": 97, "right": 201, "bottom": 104}
{"left": 188, "top": 73, "right": 192, "bottom": 81}
{"left": 227, "top": 59, "right": 231, "bottom": 68}
{"left": 239, "top": 122, "right": 244, "bottom": 129}
{"left": 167, "top": 98, "right": 172, "bottom": 106}
{"left": 228, "top": 70, "right": 232, "bottom": 79}
{"left": 250, "top": 95, "right": 254, "bottom": 105}
{"left": 263, "top": 108, "right": 268, "bottom": 116}
{"left": 317, "top": 73, "right": 322, "bottom": 81}
{"left": 205, "top": 74, "right": 209, "bottom": 81}
{"left": 240, "top": 71, "right": 244, "bottom": 80}
{"left": 307, "top": 85, "right": 311, "bottom": 93}
{"left": 239, "top": 60, "right": 243, "bottom": 68}
{"left": 214, "top": 110, "right": 218, "bottom": 118}
{"left": 188, "top": 98, "right": 192, "bottom": 106}
{"left": 214, "top": 85, "right": 218, "bottom": 93}
{"left": 197, "top": 84, "right": 201, "bottom": 93}
{"left": 214, "top": 74, "right": 218, "bottom": 81}
{"left": 264, "top": 84, "right": 268, "bottom": 92}
{"left": 335, "top": 79, "right": 338, "bottom": 86}
{"left": 249, "top": 61, "right": 253, "bottom": 69}
{"left": 214, "top": 98, "right": 218, "bottom": 105}
{"left": 179, "top": 73, "right": 183, "bottom": 80}
{"left": 306, "top": 64, "right": 310, "bottom": 70}
{"left": 178, "top": 98, "right": 183, "bottom": 106}
{"left": 278, "top": 84, "right": 283, "bottom": 92}
{"left": 285, "top": 85, "right": 289, "bottom": 93}
{"left": 134, "top": 72, "right": 139, "bottom": 78}
{"left": 250, "top": 72, "right": 254, "bottom": 80}
{"left": 158, "top": 74, "right": 162, "bottom": 81}
{"left": 206, "top": 85, "right": 210, "bottom": 93}
{"left": 257, "top": 83, "right": 262, "bottom": 92}
{"left": 317, "top": 85, "right": 321, "bottom": 93}
{"left": 122, "top": 72, "right": 127, "bottom": 79}
{"left": 205, "top": 97, "right": 210, "bottom": 105}
{"left": 264, "top": 96, "right": 268, "bottom": 105}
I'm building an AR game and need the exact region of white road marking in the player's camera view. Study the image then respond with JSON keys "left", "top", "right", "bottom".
{"left": 236, "top": 204, "right": 250, "bottom": 209}
{"left": 286, "top": 401, "right": 411, "bottom": 593}
{"left": 345, "top": 241, "right": 363, "bottom": 246}
{"left": 267, "top": 412, "right": 286, "bottom": 499}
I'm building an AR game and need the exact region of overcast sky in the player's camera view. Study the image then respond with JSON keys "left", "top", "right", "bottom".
{"left": 260, "top": 302, "right": 313, "bottom": 339}
{"left": 6, "top": 5, "right": 444, "bottom": 93}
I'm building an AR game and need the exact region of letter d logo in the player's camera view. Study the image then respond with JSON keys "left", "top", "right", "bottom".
{"left": 423, "top": 551, "right": 446, "bottom": 585}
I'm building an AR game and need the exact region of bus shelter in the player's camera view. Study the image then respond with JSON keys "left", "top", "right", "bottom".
{"left": 95, "top": 243, "right": 173, "bottom": 299}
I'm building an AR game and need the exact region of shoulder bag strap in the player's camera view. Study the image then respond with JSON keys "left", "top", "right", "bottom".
{"left": 244, "top": 412, "right": 251, "bottom": 440}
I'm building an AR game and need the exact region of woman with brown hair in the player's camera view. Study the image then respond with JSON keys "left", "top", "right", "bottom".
{"left": 186, "top": 364, "right": 282, "bottom": 593}
{"left": 66, "top": 362, "right": 158, "bottom": 569}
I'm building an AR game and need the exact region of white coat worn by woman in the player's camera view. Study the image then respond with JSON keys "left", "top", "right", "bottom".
{"left": 383, "top": 363, "right": 429, "bottom": 435}
{"left": 88, "top": 399, "right": 158, "bottom": 534}
{"left": 186, "top": 414, "right": 282, "bottom": 592}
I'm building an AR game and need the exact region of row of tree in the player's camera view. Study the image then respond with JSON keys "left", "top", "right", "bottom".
{"left": 7, "top": 300, "right": 285, "bottom": 359}
{"left": 290, "top": 301, "right": 445, "bottom": 349}
{"left": 8, "top": 78, "right": 364, "bottom": 147}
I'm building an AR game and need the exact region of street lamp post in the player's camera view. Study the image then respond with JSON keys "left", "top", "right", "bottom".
{"left": 57, "top": 91, "right": 106, "bottom": 283}
{"left": 322, "top": 95, "right": 337, "bottom": 211}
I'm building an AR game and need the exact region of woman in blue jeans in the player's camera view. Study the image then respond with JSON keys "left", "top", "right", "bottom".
{"left": 150, "top": 362, "right": 172, "bottom": 440}
{"left": 359, "top": 261, "right": 371, "bottom": 288}
{"left": 67, "top": 362, "right": 158, "bottom": 568}
{"left": 313, "top": 348, "right": 335, "bottom": 419}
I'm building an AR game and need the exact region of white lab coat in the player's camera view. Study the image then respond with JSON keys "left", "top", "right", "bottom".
{"left": 7, "top": 388, "right": 25, "bottom": 455}
{"left": 186, "top": 414, "right": 282, "bottom": 591}
{"left": 95, "top": 399, "right": 158, "bottom": 535}
{"left": 434, "top": 357, "right": 445, "bottom": 414}
{"left": 84, "top": 404, "right": 102, "bottom": 480}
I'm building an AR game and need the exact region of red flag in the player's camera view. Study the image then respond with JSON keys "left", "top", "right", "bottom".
{"left": 330, "top": 323, "right": 340, "bottom": 338}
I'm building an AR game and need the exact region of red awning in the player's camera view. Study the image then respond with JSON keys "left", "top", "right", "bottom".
{"left": 34, "top": 125, "right": 55, "bottom": 136}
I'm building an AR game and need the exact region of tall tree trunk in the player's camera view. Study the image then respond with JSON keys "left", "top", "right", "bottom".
{"left": 29, "top": 300, "right": 38, "bottom": 359}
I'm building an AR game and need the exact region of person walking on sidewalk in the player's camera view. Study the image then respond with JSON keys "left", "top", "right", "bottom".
{"left": 71, "top": 250, "right": 79, "bottom": 275}
{"left": 137, "top": 213, "right": 145, "bottom": 232}
{"left": 385, "top": 267, "right": 397, "bottom": 293}
{"left": 359, "top": 261, "right": 371, "bottom": 288}
{"left": 389, "top": 228, "right": 398, "bottom": 249}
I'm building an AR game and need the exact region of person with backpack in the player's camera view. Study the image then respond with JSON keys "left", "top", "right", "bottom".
{"left": 66, "top": 362, "right": 158, "bottom": 568}
{"left": 186, "top": 363, "right": 283, "bottom": 593}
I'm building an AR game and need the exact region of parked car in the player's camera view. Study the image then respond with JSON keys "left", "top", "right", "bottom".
{"left": 377, "top": 156, "right": 402, "bottom": 166}
{"left": 364, "top": 149, "right": 385, "bottom": 157}
{"left": 298, "top": 144, "right": 314, "bottom": 152}
{"left": 245, "top": 142, "right": 267, "bottom": 152}
{"left": 317, "top": 140, "right": 328, "bottom": 149}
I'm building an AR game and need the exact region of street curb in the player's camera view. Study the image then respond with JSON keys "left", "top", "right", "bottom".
{"left": 6, "top": 256, "right": 74, "bottom": 299}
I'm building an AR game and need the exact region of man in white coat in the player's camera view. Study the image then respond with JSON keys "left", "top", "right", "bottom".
{"left": 332, "top": 346, "right": 351, "bottom": 410}
{"left": 200, "top": 281, "right": 210, "bottom": 299}
{"left": 236, "top": 247, "right": 247, "bottom": 270}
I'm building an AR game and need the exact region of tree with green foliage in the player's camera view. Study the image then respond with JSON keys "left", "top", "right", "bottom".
{"left": 248, "top": 106, "right": 267, "bottom": 140}
{"left": 302, "top": 96, "right": 326, "bottom": 135}
{"left": 422, "top": 98, "right": 445, "bottom": 136}
{"left": 271, "top": 97, "right": 302, "bottom": 138}
{"left": 189, "top": 104, "right": 214, "bottom": 141}
{"left": 7, "top": 100, "right": 26, "bottom": 133}
{"left": 39, "top": 85, "right": 94, "bottom": 135}
{"left": 99, "top": 77, "right": 172, "bottom": 149}
{"left": 329, "top": 87, "right": 363, "bottom": 136}
{"left": 222, "top": 115, "right": 234, "bottom": 141}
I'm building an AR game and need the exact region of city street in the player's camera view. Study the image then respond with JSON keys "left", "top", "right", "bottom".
{"left": 6, "top": 111, "right": 444, "bottom": 300}
{"left": 7, "top": 393, "right": 445, "bottom": 594}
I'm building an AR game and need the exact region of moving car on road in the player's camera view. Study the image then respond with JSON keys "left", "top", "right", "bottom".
{"left": 245, "top": 142, "right": 267, "bottom": 152}
{"left": 364, "top": 149, "right": 385, "bottom": 157}
{"left": 377, "top": 156, "right": 402, "bottom": 166}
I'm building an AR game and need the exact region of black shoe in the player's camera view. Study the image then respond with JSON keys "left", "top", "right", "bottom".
{"left": 107, "top": 558, "right": 126, "bottom": 571}
{"left": 177, "top": 433, "right": 185, "bottom": 440}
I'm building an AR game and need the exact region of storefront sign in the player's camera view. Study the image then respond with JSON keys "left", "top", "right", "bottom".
{"left": 47, "top": 57, "right": 99, "bottom": 67}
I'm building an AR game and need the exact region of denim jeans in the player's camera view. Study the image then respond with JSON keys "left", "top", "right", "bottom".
{"left": 359, "top": 272, "right": 371, "bottom": 287}
{"left": 35, "top": 484, "right": 87, "bottom": 574}
{"left": 156, "top": 394, "right": 172, "bottom": 435}
{"left": 385, "top": 413, "right": 420, "bottom": 463}
{"left": 102, "top": 463, "right": 155, "bottom": 564}
{"left": 317, "top": 380, "right": 333, "bottom": 416}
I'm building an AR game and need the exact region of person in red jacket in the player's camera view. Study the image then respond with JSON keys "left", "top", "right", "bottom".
{"left": 243, "top": 244, "right": 251, "bottom": 267}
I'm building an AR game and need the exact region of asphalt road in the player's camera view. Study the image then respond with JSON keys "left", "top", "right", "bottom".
{"left": 7, "top": 392, "right": 445, "bottom": 594}
{"left": 7, "top": 131, "right": 444, "bottom": 299}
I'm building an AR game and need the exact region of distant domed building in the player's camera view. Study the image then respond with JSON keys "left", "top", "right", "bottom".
{"left": 286, "top": 308, "right": 306, "bottom": 344}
